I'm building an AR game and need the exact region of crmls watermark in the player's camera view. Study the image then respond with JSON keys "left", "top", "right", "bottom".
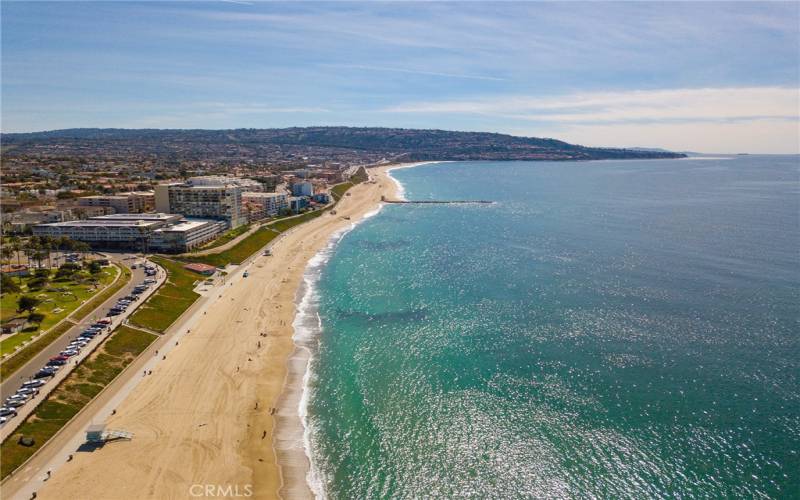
{"left": 189, "top": 484, "right": 254, "bottom": 497}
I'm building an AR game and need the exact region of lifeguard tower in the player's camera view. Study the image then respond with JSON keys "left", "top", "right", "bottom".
{"left": 85, "top": 424, "right": 133, "bottom": 444}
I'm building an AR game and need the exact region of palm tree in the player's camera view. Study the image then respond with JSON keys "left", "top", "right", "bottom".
{"left": 24, "top": 239, "right": 40, "bottom": 269}
{"left": 74, "top": 241, "right": 91, "bottom": 263}
{"left": 9, "top": 236, "right": 23, "bottom": 284}
{"left": 1, "top": 242, "right": 13, "bottom": 265}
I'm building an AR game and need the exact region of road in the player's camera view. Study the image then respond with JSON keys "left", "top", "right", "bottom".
{"left": 0, "top": 257, "right": 147, "bottom": 403}
{"left": 0, "top": 258, "right": 241, "bottom": 500}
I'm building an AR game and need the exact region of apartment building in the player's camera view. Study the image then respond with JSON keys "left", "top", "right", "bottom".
{"left": 77, "top": 191, "right": 155, "bottom": 213}
{"left": 242, "top": 192, "right": 289, "bottom": 218}
{"left": 155, "top": 177, "right": 245, "bottom": 228}
{"left": 32, "top": 213, "right": 224, "bottom": 253}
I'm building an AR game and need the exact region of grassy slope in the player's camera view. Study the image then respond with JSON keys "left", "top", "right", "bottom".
{"left": 127, "top": 257, "right": 200, "bottom": 332}
{"left": 0, "top": 267, "right": 118, "bottom": 354}
{"left": 0, "top": 267, "right": 123, "bottom": 358}
{"left": 0, "top": 325, "right": 157, "bottom": 478}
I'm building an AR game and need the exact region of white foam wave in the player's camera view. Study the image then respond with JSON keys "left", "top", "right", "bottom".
{"left": 385, "top": 161, "right": 443, "bottom": 201}
{"left": 293, "top": 205, "right": 387, "bottom": 500}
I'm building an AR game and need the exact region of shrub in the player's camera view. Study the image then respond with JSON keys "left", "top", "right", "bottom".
{"left": 27, "top": 277, "right": 49, "bottom": 290}
{"left": 17, "top": 295, "right": 40, "bottom": 313}
{"left": 27, "top": 312, "right": 45, "bottom": 324}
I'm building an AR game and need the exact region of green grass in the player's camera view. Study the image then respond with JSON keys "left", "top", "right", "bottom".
{"left": 0, "top": 325, "right": 156, "bottom": 479}
{"left": 69, "top": 265, "right": 131, "bottom": 321}
{"left": 0, "top": 320, "right": 74, "bottom": 380}
{"left": 350, "top": 166, "right": 369, "bottom": 184}
{"left": 0, "top": 266, "right": 120, "bottom": 357}
{"left": 194, "top": 223, "right": 253, "bottom": 251}
{"left": 331, "top": 182, "right": 354, "bottom": 201}
{"left": 128, "top": 257, "right": 200, "bottom": 332}
{"left": 182, "top": 226, "right": 280, "bottom": 268}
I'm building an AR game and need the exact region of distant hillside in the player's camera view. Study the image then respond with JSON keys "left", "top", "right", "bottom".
{"left": 0, "top": 127, "right": 685, "bottom": 162}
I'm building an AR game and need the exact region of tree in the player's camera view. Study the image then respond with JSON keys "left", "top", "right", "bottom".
{"left": 1, "top": 243, "right": 13, "bottom": 264}
{"left": 17, "top": 295, "right": 40, "bottom": 313}
{"left": 88, "top": 260, "right": 103, "bottom": 274}
{"left": 1, "top": 274, "right": 20, "bottom": 293}
{"left": 27, "top": 277, "right": 48, "bottom": 290}
{"left": 28, "top": 311, "right": 46, "bottom": 324}
{"left": 74, "top": 241, "right": 91, "bottom": 262}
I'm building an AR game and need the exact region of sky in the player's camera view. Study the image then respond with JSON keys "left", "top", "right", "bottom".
{"left": 1, "top": 1, "right": 799, "bottom": 153}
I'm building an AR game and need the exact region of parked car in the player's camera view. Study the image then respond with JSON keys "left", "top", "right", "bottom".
{"left": 4, "top": 399, "right": 25, "bottom": 408}
{"left": 108, "top": 309, "right": 121, "bottom": 316}
{"left": 21, "top": 379, "right": 46, "bottom": 389}
{"left": 34, "top": 369, "right": 57, "bottom": 379}
{"left": 0, "top": 407, "right": 18, "bottom": 417}
{"left": 61, "top": 350, "right": 80, "bottom": 357}
{"left": 15, "top": 387, "right": 38, "bottom": 397}
{"left": 97, "top": 318, "right": 112, "bottom": 325}
{"left": 131, "top": 264, "right": 137, "bottom": 269}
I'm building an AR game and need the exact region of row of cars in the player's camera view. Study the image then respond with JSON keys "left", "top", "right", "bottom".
{"left": 0, "top": 272, "right": 157, "bottom": 426}
{"left": 0, "top": 318, "right": 113, "bottom": 425}
{"left": 107, "top": 278, "right": 155, "bottom": 316}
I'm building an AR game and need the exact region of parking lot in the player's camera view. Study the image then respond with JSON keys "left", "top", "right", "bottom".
{"left": 0, "top": 259, "right": 164, "bottom": 439}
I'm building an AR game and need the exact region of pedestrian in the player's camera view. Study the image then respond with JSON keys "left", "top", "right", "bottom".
{"left": 262, "top": 430, "right": 267, "bottom": 439}
{"left": 162, "top": 355, "right": 166, "bottom": 360}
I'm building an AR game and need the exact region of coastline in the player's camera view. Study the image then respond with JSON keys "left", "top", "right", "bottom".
{"left": 29, "top": 164, "right": 413, "bottom": 500}
{"left": 275, "top": 163, "right": 432, "bottom": 499}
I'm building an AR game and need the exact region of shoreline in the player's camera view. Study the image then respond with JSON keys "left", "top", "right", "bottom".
{"left": 28, "top": 164, "right": 418, "bottom": 500}
{"left": 275, "top": 162, "right": 432, "bottom": 499}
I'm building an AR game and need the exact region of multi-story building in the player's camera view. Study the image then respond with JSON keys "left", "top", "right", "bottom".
{"left": 290, "top": 181, "right": 314, "bottom": 197}
{"left": 32, "top": 214, "right": 180, "bottom": 250}
{"left": 32, "top": 213, "right": 224, "bottom": 253}
{"left": 77, "top": 191, "right": 155, "bottom": 213}
{"left": 242, "top": 192, "right": 289, "bottom": 218}
{"left": 289, "top": 196, "right": 309, "bottom": 213}
{"left": 155, "top": 177, "right": 245, "bottom": 228}
{"left": 150, "top": 219, "right": 227, "bottom": 253}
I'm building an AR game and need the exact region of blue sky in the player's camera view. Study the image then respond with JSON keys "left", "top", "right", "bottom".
{"left": 2, "top": 1, "right": 798, "bottom": 153}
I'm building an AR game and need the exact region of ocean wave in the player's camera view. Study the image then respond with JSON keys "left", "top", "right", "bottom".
{"left": 293, "top": 203, "right": 387, "bottom": 499}
{"left": 386, "top": 161, "right": 443, "bottom": 201}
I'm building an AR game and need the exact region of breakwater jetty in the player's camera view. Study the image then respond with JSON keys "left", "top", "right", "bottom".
{"left": 382, "top": 197, "right": 494, "bottom": 205}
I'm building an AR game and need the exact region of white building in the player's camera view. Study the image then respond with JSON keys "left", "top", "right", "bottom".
{"left": 150, "top": 219, "right": 227, "bottom": 253}
{"left": 155, "top": 177, "right": 245, "bottom": 228}
{"left": 32, "top": 214, "right": 179, "bottom": 250}
{"left": 32, "top": 213, "right": 224, "bottom": 253}
{"left": 242, "top": 192, "right": 289, "bottom": 217}
{"left": 77, "top": 191, "right": 155, "bottom": 213}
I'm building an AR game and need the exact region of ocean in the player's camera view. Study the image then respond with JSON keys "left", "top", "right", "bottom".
{"left": 295, "top": 156, "right": 799, "bottom": 499}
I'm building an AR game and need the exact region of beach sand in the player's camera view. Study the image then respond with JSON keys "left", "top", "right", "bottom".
{"left": 33, "top": 165, "right": 401, "bottom": 500}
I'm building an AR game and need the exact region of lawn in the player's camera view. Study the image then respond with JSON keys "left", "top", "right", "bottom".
{"left": 128, "top": 257, "right": 200, "bottom": 332}
{"left": 331, "top": 182, "right": 354, "bottom": 201}
{"left": 0, "top": 320, "right": 73, "bottom": 380}
{"left": 0, "top": 266, "right": 119, "bottom": 357}
{"left": 0, "top": 325, "right": 156, "bottom": 478}
{"left": 182, "top": 226, "right": 280, "bottom": 268}
{"left": 194, "top": 223, "right": 253, "bottom": 251}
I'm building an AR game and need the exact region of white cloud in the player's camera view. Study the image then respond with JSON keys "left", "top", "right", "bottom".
{"left": 386, "top": 87, "right": 800, "bottom": 123}
{"left": 518, "top": 119, "right": 800, "bottom": 154}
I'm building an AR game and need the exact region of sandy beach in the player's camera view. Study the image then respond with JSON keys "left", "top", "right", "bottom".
{"left": 32, "top": 165, "right": 402, "bottom": 500}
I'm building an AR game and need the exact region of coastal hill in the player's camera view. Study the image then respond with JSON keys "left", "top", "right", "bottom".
{"left": 1, "top": 127, "right": 685, "bottom": 164}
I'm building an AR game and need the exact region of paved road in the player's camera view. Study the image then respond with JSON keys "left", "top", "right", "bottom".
{"left": 1, "top": 260, "right": 239, "bottom": 500}
{"left": 0, "top": 257, "right": 145, "bottom": 402}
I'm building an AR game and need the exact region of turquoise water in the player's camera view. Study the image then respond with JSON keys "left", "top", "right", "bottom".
{"left": 300, "top": 157, "right": 799, "bottom": 498}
